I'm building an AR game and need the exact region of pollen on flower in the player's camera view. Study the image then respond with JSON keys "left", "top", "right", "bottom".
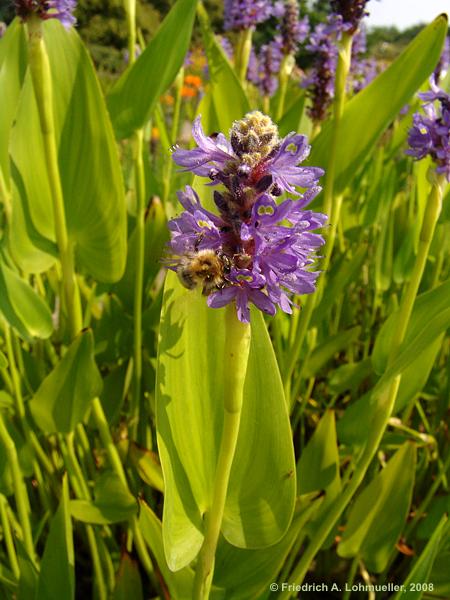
{"left": 166, "top": 112, "right": 327, "bottom": 323}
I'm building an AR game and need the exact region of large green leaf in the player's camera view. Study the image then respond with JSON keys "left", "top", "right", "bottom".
{"left": 156, "top": 272, "right": 296, "bottom": 570}
{"left": 0, "top": 259, "right": 53, "bottom": 341}
{"left": 70, "top": 471, "right": 137, "bottom": 525}
{"left": 0, "top": 19, "right": 27, "bottom": 185}
{"left": 113, "top": 554, "right": 143, "bottom": 600}
{"left": 197, "top": 4, "right": 250, "bottom": 132}
{"left": 309, "top": 15, "right": 448, "bottom": 196}
{"left": 36, "top": 475, "right": 74, "bottom": 600}
{"left": 30, "top": 329, "right": 102, "bottom": 433}
{"left": 107, "top": 0, "right": 197, "bottom": 139}
{"left": 337, "top": 442, "right": 416, "bottom": 572}
{"left": 391, "top": 515, "right": 448, "bottom": 600}
{"left": 9, "top": 20, "right": 127, "bottom": 281}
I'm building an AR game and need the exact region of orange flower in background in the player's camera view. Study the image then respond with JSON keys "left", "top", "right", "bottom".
{"left": 181, "top": 74, "right": 203, "bottom": 98}
{"left": 161, "top": 94, "right": 174, "bottom": 105}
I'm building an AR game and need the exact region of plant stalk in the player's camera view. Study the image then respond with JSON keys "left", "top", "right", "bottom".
{"left": 27, "top": 17, "right": 82, "bottom": 338}
{"left": 193, "top": 305, "right": 251, "bottom": 599}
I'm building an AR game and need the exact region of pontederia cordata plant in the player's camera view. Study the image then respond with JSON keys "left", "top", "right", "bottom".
{"left": 0, "top": 0, "right": 449, "bottom": 598}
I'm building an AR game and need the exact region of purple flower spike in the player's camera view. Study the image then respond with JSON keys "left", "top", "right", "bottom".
{"left": 330, "top": 0, "right": 370, "bottom": 34}
{"left": 167, "top": 112, "right": 327, "bottom": 323}
{"left": 224, "top": 0, "right": 275, "bottom": 31}
{"left": 14, "top": 0, "right": 77, "bottom": 27}
{"left": 406, "top": 77, "right": 450, "bottom": 182}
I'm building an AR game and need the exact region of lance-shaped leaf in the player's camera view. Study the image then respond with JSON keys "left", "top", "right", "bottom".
{"left": 309, "top": 15, "right": 448, "bottom": 196}
{"left": 37, "top": 475, "right": 74, "bottom": 600}
{"left": 0, "top": 19, "right": 27, "bottom": 186}
{"left": 0, "top": 259, "right": 53, "bottom": 341}
{"left": 391, "top": 515, "right": 448, "bottom": 600}
{"left": 113, "top": 554, "right": 143, "bottom": 600}
{"left": 0, "top": 351, "right": 7, "bottom": 369}
{"left": 197, "top": 4, "right": 250, "bottom": 132}
{"left": 70, "top": 471, "right": 137, "bottom": 525}
{"left": 156, "top": 272, "right": 296, "bottom": 571}
{"left": 337, "top": 442, "right": 416, "bottom": 573}
{"left": 9, "top": 20, "right": 127, "bottom": 281}
{"left": 107, "top": 0, "right": 197, "bottom": 139}
{"left": 30, "top": 329, "right": 102, "bottom": 433}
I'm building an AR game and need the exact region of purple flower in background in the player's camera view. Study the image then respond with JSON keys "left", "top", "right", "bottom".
{"left": 278, "top": 0, "right": 309, "bottom": 55}
{"left": 168, "top": 112, "right": 326, "bottom": 323}
{"left": 406, "top": 78, "right": 450, "bottom": 182}
{"left": 434, "top": 36, "right": 450, "bottom": 83}
{"left": 349, "top": 27, "right": 378, "bottom": 93}
{"left": 257, "top": 39, "right": 283, "bottom": 96}
{"left": 14, "top": 0, "right": 77, "bottom": 27}
{"left": 330, "top": 0, "right": 370, "bottom": 34}
{"left": 224, "top": 0, "right": 274, "bottom": 31}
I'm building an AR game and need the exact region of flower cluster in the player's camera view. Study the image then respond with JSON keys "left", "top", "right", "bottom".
{"left": 330, "top": 0, "right": 370, "bottom": 34}
{"left": 14, "top": 0, "right": 77, "bottom": 28}
{"left": 247, "top": 40, "right": 283, "bottom": 96}
{"left": 223, "top": 0, "right": 275, "bottom": 31}
{"left": 406, "top": 78, "right": 450, "bottom": 182}
{"left": 279, "top": 0, "right": 309, "bottom": 55}
{"left": 167, "top": 112, "right": 326, "bottom": 323}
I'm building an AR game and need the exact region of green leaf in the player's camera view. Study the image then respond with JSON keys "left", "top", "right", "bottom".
{"left": 0, "top": 19, "right": 27, "bottom": 185}
{"left": 391, "top": 515, "right": 448, "bottom": 600}
{"left": 337, "top": 442, "right": 416, "bottom": 572}
{"left": 107, "top": 0, "right": 197, "bottom": 139}
{"left": 30, "top": 330, "right": 102, "bottom": 434}
{"left": 10, "top": 21, "right": 127, "bottom": 281}
{"left": 313, "top": 244, "right": 367, "bottom": 325}
{"left": 328, "top": 358, "right": 372, "bottom": 396}
{"left": 373, "top": 278, "right": 450, "bottom": 375}
{"left": 157, "top": 272, "right": 296, "bottom": 570}
{"left": 197, "top": 4, "right": 250, "bottom": 131}
{"left": 113, "top": 554, "right": 143, "bottom": 600}
{"left": 309, "top": 15, "right": 448, "bottom": 196}
{"left": 0, "top": 259, "right": 53, "bottom": 341}
{"left": 0, "top": 351, "right": 7, "bottom": 370}
{"left": 303, "top": 327, "right": 361, "bottom": 379}
{"left": 37, "top": 475, "right": 74, "bottom": 600}
{"left": 17, "top": 542, "right": 39, "bottom": 600}
{"left": 138, "top": 501, "right": 196, "bottom": 599}
{"left": 70, "top": 471, "right": 137, "bottom": 525}
{"left": 214, "top": 494, "right": 323, "bottom": 599}
{"left": 129, "top": 442, "right": 164, "bottom": 493}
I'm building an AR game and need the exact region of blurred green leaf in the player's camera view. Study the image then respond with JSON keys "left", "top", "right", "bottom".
{"left": 17, "top": 542, "right": 39, "bottom": 600}
{"left": 37, "top": 475, "right": 74, "bottom": 600}
{"left": 391, "top": 515, "right": 448, "bottom": 600}
{"left": 313, "top": 245, "right": 367, "bottom": 325}
{"left": 0, "top": 351, "right": 7, "bottom": 369}
{"left": 0, "top": 19, "right": 27, "bottom": 185}
{"left": 30, "top": 330, "right": 102, "bottom": 433}
{"left": 337, "top": 442, "right": 416, "bottom": 572}
{"left": 115, "top": 196, "right": 168, "bottom": 312}
{"left": 70, "top": 471, "right": 137, "bottom": 524}
{"left": 309, "top": 15, "right": 448, "bottom": 196}
{"left": 107, "top": 0, "right": 197, "bottom": 139}
{"left": 303, "top": 327, "right": 361, "bottom": 379}
{"left": 197, "top": 4, "right": 250, "bottom": 131}
{"left": 113, "top": 554, "right": 143, "bottom": 600}
{"left": 157, "top": 272, "right": 296, "bottom": 570}
{"left": 372, "top": 278, "right": 450, "bottom": 375}
{"left": 0, "top": 259, "right": 53, "bottom": 341}
{"left": 129, "top": 442, "right": 164, "bottom": 493}
{"left": 328, "top": 358, "right": 372, "bottom": 396}
{"left": 10, "top": 20, "right": 127, "bottom": 281}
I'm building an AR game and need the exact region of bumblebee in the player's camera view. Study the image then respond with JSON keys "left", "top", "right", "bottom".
{"left": 177, "top": 249, "right": 232, "bottom": 295}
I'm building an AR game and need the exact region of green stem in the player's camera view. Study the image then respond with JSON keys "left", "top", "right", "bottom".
{"left": 131, "top": 128, "right": 146, "bottom": 441}
{"left": 342, "top": 557, "right": 359, "bottom": 600}
{"left": 193, "top": 305, "right": 251, "bottom": 600}
{"left": 162, "top": 68, "right": 184, "bottom": 206}
{"left": 276, "top": 54, "right": 294, "bottom": 121}
{"left": 27, "top": 17, "right": 82, "bottom": 338}
{"left": 0, "top": 414, "right": 35, "bottom": 564}
{"left": 0, "top": 494, "right": 20, "bottom": 580}
{"left": 91, "top": 398, "right": 158, "bottom": 588}
{"left": 236, "top": 28, "right": 253, "bottom": 84}
{"left": 280, "top": 175, "right": 446, "bottom": 598}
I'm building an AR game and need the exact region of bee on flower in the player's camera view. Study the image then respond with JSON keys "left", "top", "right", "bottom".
{"left": 165, "top": 111, "right": 327, "bottom": 323}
